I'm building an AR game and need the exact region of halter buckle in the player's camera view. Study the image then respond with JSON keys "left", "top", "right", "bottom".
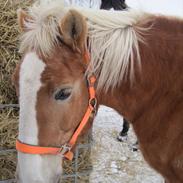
{"left": 89, "top": 98, "right": 97, "bottom": 108}
{"left": 89, "top": 98, "right": 97, "bottom": 117}
{"left": 59, "top": 144, "right": 72, "bottom": 155}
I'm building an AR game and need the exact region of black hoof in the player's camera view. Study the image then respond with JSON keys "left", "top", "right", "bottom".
{"left": 117, "top": 134, "right": 128, "bottom": 142}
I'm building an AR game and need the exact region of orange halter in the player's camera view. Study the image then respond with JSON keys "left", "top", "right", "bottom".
{"left": 16, "top": 52, "right": 97, "bottom": 161}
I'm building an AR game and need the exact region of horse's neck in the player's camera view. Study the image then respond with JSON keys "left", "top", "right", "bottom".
{"left": 96, "top": 51, "right": 156, "bottom": 122}
{"left": 97, "top": 82, "right": 151, "bottom": 122}
{"left": 97, "top": 16, "right": 183, "bottom": 122}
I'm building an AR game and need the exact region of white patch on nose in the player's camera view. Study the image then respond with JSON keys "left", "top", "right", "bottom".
{"left": 17, "top": 52, "right": 62, "bottom": 183}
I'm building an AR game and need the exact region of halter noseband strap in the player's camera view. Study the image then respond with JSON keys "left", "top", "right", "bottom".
{"left": 16, "top": 52, "right": 97, "bottom": 161}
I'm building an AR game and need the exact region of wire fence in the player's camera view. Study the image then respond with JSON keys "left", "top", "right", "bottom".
{"left": 0, "top": 105, "right": 19, "bottom": 109}
{"left": 0, "top": 104, "right": 93, "bottom": 183}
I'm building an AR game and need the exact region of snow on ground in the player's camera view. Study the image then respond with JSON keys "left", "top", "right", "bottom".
{"left": 89, "top": 106, "right": 164, "bottom": 183}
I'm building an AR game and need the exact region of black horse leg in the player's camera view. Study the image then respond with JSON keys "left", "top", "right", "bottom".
{"left": 117, "top": 119, "right": 139, "bottom": 151}
{"left": 117, "top": 118, "right": 129, "bottom": 142}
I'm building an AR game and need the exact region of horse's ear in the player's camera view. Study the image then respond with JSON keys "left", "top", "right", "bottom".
{"left": 17, "top": 9, "right": 32, "bottom": 31}
{"left": 59, "top": 10, "right": 87, "bottom": 53}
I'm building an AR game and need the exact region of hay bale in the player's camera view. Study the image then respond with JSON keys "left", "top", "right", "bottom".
{"left": 0, "top": 0, "right": 32, "bottom": 104}
{"left": 0, "top": 109, "right": 18, "bottom": 180}
{"left": 0, "top": 108, "right": 18, "bottom": 180}
{"left": 0, "top": 151, "right": 17, "bottom": 180}
{"left": 0, "top": 109, "right": 18, "bottom": 148}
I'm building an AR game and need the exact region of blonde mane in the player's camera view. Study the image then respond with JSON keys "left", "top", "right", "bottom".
{"left": 19, "top": 2, "right": 66, "bottom": 56}
{"left": 20, "top": 2, "right": 150, "bottom": 91}
{"left": 77, "top": 8, "right": 149, "bottom": 90}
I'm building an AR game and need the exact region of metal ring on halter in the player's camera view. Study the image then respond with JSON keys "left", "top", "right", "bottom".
{"left": 89, "top": 98, "right": 97, "bottom": 109}
{"left": 59, "top": 144, "right": 72, "bottom": 155}
{"left": 89, "top": 98, "right": 97, "bottom": 117}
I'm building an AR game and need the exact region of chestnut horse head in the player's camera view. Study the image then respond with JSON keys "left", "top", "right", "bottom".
{"left": 13, "top": 2, "right": 183, "bottom": 183}
{"left": 12, "top": 4, "right": 95, "bottom": 183}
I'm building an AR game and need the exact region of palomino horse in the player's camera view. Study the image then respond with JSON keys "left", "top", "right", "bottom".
{"left": 13, "top": 2, "right": 183, "bottom": 183}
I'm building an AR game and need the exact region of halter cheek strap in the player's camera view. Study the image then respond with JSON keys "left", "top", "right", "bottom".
{"left": 16, "top": 75, "right": 97, "bottom": 161}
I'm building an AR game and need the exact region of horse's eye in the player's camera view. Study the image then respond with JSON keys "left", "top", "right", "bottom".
{"left": 54, "top": 88, "right": 71, "bottom": 100}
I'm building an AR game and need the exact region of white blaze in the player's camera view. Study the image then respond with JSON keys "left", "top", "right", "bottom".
{"left": 17, "top": 52, "right": 62, "bottom": 183}
{"left": 19, "top": 52, "right": 45, "bottom": 144}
